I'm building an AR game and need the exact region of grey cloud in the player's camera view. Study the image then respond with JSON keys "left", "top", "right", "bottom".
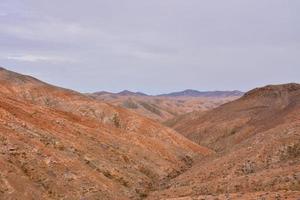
{"left": 0, "top": 0, "right": 299, "bottom": 94}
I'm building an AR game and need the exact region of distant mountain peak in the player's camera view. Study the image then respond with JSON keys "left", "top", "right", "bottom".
{"left": 159, "top": 89, "right": 244, "bottom": 97}
{"left": 117, "top": 90, "right": 148, "bottom": 96}
{"left": 92, "top": 89, "right": 244, "bottom": 97}
{"left": 92, "top": 90, "right": 148, "bottom": 96}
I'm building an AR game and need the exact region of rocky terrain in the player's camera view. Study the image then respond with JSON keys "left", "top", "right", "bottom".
{"left": 153, "top": 83, "right": 300, "bottom": 199}
{"left": 90, "top": 91, "right": 241, "bottom": 122}
{"left": 0, "top": 67, "right": 299, "bottom": 200}
{"left": 0, "top": 67, "right": 212, "bottom": 200}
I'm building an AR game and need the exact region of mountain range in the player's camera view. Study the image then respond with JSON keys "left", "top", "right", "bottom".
{"left": 92, "top": 89, "right": 244, "bottom": 98}
{"left": 90, "top": 90, "right": 243, "bottom": 122}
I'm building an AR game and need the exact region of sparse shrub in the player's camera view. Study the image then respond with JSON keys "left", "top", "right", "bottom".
{"left": 230, "top": 129, "right": 237, "bottom": 135}
{"left": 116, "top": 176, "right": 129, "bottom": 187}
{"left": 280, "top": 143, "right": 300, "bottom": 160}
{"left": 103, "top": 170, "right": 113, "bottom": 179}
{"left": 241, "top": 160, "right": 256, "bottom": 175}
{"left": 102, "top": 170, "right": 129, "bottom": 187}
{"left": 138, "top": 166, "right": 157, "bottom": 180}
{"left": 181, "top": 155, "right": 193, "bottom": 167}
{"left": 287, "top": 143, "right": 300, "bottom": 158}
{"left": 112, "top": 113, "right": 121, "bottom": 128}
{"left": 135, "top": 188, "right": 149, "bottom": 199}
{"left": 122, "top": 155, "right": 130, "bottom": 163}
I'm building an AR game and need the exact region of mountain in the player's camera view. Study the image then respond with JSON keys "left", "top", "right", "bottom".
{"left": 92, "top": 90, "right": 148, "bottom": 97}
{"left": 158, "top": 89, "right": 244, "bottom": 97}
{"left": 0, "top": 67, "right": 212, "bottom": 199}
{"left": 93, "top": 89, "right": 244, "bottom": 98}
{"left": 151, "top": 83, "right": 300, "bottom": 199}
{"left": 165, "top": 83, "right": 300, "bottom": 151}
{"left": 117, "top": 90, "right": 148, "bottom": 96}
{"left": 90, "top": 91, "right": 241, "bottom": 122}
{"left": 1, "top": 67, "right": 298, "bottom": 199}
{"left": 92, "top": 91, "right": 114, "bottom": 96}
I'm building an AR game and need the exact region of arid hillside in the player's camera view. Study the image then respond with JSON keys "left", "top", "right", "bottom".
{"left": 0, "top": 67, "right": 299, "bottom": 200}
{"left": 150, "top": 83, "right": 300, "bottom": 199}
{"left": 90, "top": 91, "right": 241, "bottom": 122}
{"left": 0, "top": 67, "right": 212, "bottom": 200}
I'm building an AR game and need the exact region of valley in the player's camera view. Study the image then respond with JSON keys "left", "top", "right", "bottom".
{"left": 0, "top": 68, "right": 299, "bottom": 200}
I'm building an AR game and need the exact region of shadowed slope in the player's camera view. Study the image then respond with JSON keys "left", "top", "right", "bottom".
{"left": 167, "top": 83, "right": 300, "bottom": 152}
{"left": 150, "top": 83, "right": 300, "bottom": 199}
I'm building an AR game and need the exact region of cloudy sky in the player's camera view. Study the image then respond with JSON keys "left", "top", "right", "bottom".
{"left": 0, "top": 0, "right": 299, "bottom": 94}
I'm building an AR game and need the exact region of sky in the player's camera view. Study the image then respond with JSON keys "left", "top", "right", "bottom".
{"left": 0, "top": 0, "right": 299, "bottom": 94}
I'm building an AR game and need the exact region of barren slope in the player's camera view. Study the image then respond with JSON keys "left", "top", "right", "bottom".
{"left": 150, "top": 83, "right": 300, "bottom": 199}
{"left": 90, "top": 93, "right": 239, "bottom": 122}
{"left": 0, "top": 67, "right": 212, "bottom": 200}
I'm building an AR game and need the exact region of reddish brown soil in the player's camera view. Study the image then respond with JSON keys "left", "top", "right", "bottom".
{"left": 152, "top": 83, "right": 300, "bottom": 199}
{"left": 0, "top": 68, "right": 211, "bottom": 200}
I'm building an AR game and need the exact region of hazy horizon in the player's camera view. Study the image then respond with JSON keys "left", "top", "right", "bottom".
{"left": 0, "top": 0, "right": 299, "bottom": 94}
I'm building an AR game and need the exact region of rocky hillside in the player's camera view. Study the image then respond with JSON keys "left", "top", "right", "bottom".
{"left": 0, "top": 67, "right": 212, "bottom": 200}
{"left": 1, "top": 67, "right": 299, "bottom": 199}
{"left": 150, "top": 83, "right": 300, "bottom": 199}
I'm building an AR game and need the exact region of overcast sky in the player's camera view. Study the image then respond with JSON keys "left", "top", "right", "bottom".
{"left": 0, "top": 0, "right": 299, "bottom": 94}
